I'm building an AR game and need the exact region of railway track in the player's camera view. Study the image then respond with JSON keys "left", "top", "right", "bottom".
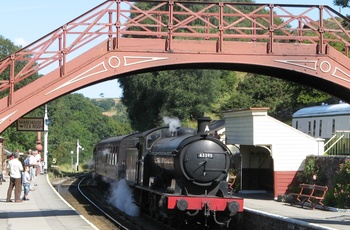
{"left": 53, "top": 175, "right": 172, "bottom": 230}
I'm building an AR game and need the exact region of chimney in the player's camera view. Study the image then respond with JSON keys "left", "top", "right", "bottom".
{"left": 197, "top": 117, "right": 211, "bottom": 136}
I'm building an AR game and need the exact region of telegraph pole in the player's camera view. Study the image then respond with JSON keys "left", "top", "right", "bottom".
{"left": 76, "top": 139, "right": 83, "bottom": 171}
{"left": 43, "top": 104, "right": 49, "bottom": 174}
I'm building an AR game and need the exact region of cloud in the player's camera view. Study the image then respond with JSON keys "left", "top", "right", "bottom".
{"left": 14, "top": 37, "right": 27, "bottom": 47}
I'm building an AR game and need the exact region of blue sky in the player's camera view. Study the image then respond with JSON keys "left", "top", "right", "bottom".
{"left": 1, "top": 0, "right": 348, "bottom": 98}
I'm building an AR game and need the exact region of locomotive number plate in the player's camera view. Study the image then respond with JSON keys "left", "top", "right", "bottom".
{"left": 197, "top": 153, "right": 213, "bottom": 158}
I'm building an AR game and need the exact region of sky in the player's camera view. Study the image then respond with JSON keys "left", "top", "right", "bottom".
{"left": 1, "top": 0, "right": 349, "bottom": 98}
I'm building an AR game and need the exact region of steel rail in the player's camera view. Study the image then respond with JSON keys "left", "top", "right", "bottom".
{"left": 77, "top": 177, "right": 130, "bottom": 230}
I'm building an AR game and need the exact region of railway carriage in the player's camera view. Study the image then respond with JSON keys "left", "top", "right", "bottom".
{"left": 93, "top": 117, "right": 244, "bottom": 228}
{"left": 292, "top": 102, "right": 350, "bottom": 140}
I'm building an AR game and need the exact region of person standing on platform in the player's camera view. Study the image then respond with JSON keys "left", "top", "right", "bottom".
{"left": 23, "top": 150, "right": 31, "bottom": 166}
{"left": 34, "top": 150, "right": 42, "bottom": 176}
{"left": 6, "top": 152, "right": 23, "bottom": 202}
{"left": 29, "top": 150, "right": 37, "bottom": 190}
{"left": 22, "top": 165, "right": 31, "bottom": 201}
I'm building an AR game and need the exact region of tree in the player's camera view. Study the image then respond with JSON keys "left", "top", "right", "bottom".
{"left": 334, "top": 0, "right": 350, "bottom": 7}
{"left": 91, "top": 98, "right": 116, "bottom": 111}
{"left": 0, "top": 36, "right": 40, "bottom": 99}
{"left": 1, "top": 94, "right": 132, "bottom": 165}
{"left": 219, "top": 74, "right": 337, "bottom": 122}
{"left": 119, "top": 69, "right": 228, "bottom": 131}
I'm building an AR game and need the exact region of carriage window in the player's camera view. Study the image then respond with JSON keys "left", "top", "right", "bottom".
{"left": 308, "top": 121, "right": 311, "bottom": 135}
{"left": 313, "top": 120, "right": 316, "bottom": 136}
{"left": 319, "top": 120, "right": 322, "bottom": 137}
{"left": 295, "top": 121, "right": 298, "bottom": 129}
{"left": 332, "top": 119, "right": 335, "bottom": 134}
{"left": 114, "top": 148, "right": 118, "bottom": 165}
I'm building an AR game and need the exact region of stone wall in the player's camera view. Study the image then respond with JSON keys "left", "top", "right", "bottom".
{"left": 311, "top": 155, "right": 350, "bottom": 189}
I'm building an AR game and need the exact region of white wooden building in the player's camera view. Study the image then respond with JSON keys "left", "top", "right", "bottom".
{"left": 224, "top": 108, "right": 324, "bottom": 198}
{"left": 292, "top": 102, "right": 350, "bottom": 140}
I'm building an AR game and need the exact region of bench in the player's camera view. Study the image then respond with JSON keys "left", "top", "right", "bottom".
{"left": 290, "top": 183, "right": 328, "bottom": 210}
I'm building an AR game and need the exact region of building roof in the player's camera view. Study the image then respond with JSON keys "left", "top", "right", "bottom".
{"left": 209, "top": 119, "right": 225, "bottom": 131}
{"left": 293, "top": 102, "right": 350, "bottom": 118}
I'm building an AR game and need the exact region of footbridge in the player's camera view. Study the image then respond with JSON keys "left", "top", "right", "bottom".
{"left": 1, "top": 0, "right": 350, "bottom": 132}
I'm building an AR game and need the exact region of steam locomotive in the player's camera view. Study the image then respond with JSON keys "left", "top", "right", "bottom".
{"left": 93, "top": 117, "right": 243, "bottom": 228}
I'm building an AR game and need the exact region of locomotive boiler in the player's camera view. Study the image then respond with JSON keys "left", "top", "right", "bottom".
{"left": 93, "top": 117, "right": 243, "bottom": 228}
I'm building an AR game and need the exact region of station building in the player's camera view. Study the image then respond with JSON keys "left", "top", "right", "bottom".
{"left": 223, "top": 108, "right": 324, "bottom": 199}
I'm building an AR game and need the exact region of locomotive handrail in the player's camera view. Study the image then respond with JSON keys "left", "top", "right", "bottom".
{"left": 1, "top": 0, "right": 350, "bottom": 105}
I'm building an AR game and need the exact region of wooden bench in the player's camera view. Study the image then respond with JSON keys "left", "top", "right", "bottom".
{"left": 290, "top": 183, "right": 328, "bottom": 210}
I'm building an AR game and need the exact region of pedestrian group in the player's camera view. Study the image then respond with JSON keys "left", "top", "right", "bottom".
{"left": 6, "top": 149, "right": 42, "bottom": 202}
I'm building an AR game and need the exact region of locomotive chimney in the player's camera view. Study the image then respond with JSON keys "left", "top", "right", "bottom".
{"left": 197, "top": 117, "right": 211, "bottom": 136}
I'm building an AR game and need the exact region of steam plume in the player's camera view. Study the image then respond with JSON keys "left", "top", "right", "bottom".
{"left": 163, "top": 116, "right": 181, "bottom": 132}
{"left": 108, "top": 179, "right": 140, "bottom": 217}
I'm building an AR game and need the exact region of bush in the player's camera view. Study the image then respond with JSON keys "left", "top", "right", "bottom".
{"left": 296, "top": 157, "right": 318, "bottom": 184}
{"left": 297, "top": 158, "right": 350, "bottom": 209}
{"left": 332, "top": 160, "right": 350, "bottom": 208}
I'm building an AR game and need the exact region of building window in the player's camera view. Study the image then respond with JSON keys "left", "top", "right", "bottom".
{"left": 319, "top": 120, "right": 322, "bottom": 137}
{"left": 313, "top": 120, "right": 316, "bottom": 136}
{"left": 308, "top": 121, "right": 311, "bottom": 135}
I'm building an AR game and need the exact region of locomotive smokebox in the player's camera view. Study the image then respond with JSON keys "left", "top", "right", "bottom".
{"left": 197, "top": 117, "right": 211, "bottom": 136}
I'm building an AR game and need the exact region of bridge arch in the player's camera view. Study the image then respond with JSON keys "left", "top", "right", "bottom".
{"left": 1, "top": 1, "right": 350, "bottom": 132}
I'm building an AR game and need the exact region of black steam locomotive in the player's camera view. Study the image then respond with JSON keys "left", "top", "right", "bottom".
{"left": 93, "top": 117, "right": 243, "bottom": 228}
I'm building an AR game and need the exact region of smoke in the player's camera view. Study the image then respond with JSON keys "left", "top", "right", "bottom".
{"left": 163, "top": 116, "right": 181, "bottom": 132}
{"left": 86, "top": 159, "right": 95, "bottom": 170}
{"left": 108, "top": 179, "right": 140, "bottom": 217}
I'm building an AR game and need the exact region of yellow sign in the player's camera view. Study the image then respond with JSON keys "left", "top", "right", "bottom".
{"left": 17, "top": 118, "right": 44, "bottom": 131}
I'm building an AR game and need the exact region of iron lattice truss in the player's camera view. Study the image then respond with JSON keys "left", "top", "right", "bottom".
{"left": 1, "top": 0, "right": 350, "bottom": 103}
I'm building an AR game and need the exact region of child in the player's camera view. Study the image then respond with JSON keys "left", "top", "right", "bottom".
{"left": 22, "top": 165, "right": 31, "bottom": 201}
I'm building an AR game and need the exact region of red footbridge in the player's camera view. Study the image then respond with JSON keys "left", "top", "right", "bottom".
{"left": 1, "top": 0, "right": 350, "bottom": 132}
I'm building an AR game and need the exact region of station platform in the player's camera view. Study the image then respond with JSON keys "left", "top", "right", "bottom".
{"left": 0, "top": 174, "right": 98, "bottom": 230}
{"left": 240, "top": 193, "right": 350, "bottom": 230}
{"left": 1, "top": 174, "right": 349, "bottom": 230}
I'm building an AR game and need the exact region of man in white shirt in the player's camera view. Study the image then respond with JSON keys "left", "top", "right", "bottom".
{"left": 29, "top": 150, "right": 37, "bottom": 190}
{"left": 34, "top": 151, "right": 42, "bottom": 175}
{"left": 6, "top": 152, "right": 23, "bottom": 202}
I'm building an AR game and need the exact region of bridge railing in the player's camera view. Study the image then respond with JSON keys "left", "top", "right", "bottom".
{"left": 1, "top": 0, "right": 350, "bottom": 104}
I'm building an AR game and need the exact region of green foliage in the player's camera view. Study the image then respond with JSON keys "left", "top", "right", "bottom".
{"left": 91, "top": 98, "right": 116, "bottom": 111}
{"left": 296, "top": 157, "right": 319, "bottom": 184}
{"left": 0, "top": 36, "right": 40, "bottom": 99}
{"left": 324, "top": 160, "right": 350, "bottom": 209}
{"left": 218, "top": 74, "right": 336, "bottom": 122}
{"left": 296, "top": 157, "right": 350, "bottom": 208}
{"left": 119, "top": 69, "right": 227, "bottom": 131}
{"left": 332, "top": 160, "right": 350, "bottom": 208}
{"left": 1, "top": 94, "right": 132, "bottom": 166}
{"left": 334, "top": 0, "right": 350, "bottom": 8}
